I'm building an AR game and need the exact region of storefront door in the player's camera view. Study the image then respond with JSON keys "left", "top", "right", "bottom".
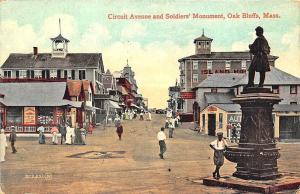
{"left": 208, "top": 114, "right": 216, "bottom": 136}
{"left": 279, "top": 116, "right": 300, "bottom": 139}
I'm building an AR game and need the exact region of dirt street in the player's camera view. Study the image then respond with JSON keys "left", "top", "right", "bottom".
{"left": 1, "top": 114, "right": 300, "bottom": 194}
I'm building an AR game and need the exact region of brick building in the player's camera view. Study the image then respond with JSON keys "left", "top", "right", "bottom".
{"left": 177, "top": 31, "right": 278, "bottom": 122}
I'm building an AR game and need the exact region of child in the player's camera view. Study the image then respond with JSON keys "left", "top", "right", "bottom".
{"left": 209, "top": 132, "right": 228, "bottom": 179}
{"left": 80, "top": 126, "right": 87, "bottom": 145}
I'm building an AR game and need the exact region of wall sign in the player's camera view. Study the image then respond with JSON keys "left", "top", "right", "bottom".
{"left": 201, "top": 69, "right": 246, "bottom": 74}
{"left": 24, "top": 107, "right": 36, "bottom": 125}
{"left": 180, "top": 92, "right": 196, "bottom": 99}
{"left": 207, "top": 106, "right": 217, "bottom": 112}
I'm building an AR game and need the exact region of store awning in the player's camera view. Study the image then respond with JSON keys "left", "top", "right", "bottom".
{"left": 109, "top": 100, "right": 122, "bottom": 109}
{"left": 118, "top": 86, "right": 128, "bottom": 95}
{"left": 119, "top": 102, "right": 126, "bottom": 106}
{"left": 130, "top": 103, "right": 140, "bottom": 109}
{"left": 64, "top": 100, "right": 83, "bottom": 108}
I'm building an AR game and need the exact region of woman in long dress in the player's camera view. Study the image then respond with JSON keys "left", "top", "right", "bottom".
{"left": 37, "top": 125, "right": 45, "bottom": 144}
{"left": 0, "top": 129, "right": 8, "bottom": 162}
{"left": 51, "top": 125, "right": 59, "bottom": 145}
{"left": 65, "top": 125, "right": 74, "bottom": 145}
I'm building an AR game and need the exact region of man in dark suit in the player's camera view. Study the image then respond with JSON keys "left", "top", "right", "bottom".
{"left": 245, "top": 26, "right": 271, "bottom": 88}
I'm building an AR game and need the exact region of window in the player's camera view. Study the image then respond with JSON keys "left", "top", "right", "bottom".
{"left": 202, "top": 114, "right": 205, "bottom": 129}
{"left": 16, "top": 70, "right": 19, "bottom": 78}
{"left": 192, "top": 74, "right": 198, "bottom": 83}
{"left": 42, "top": 70, "right": 50, "bottom": 79}
{"left": 35, "top": 70, "right": 42, "bottom": 78}
{"left": 29, "top": 70, "right": 34, "bottom": 78}
{"left": 225, "top": 61, "right": 231, "bottom": 70}
{"left": 193, "top": 61, "right": 198, "bottom": 70}
{"left": 211, "top": 88, "right": 218, "bottom": 93}
{"left": 207, "top": 61, "right": 212, "bottom": 70}
{"left": 79, "top": 70, "right": 86, "bottom": 80}
{"left": 219, "top": 113, "right": 223, "bottom": 129}
{"left": 241, "top": 60, "right": 247, "bottom": 70}
{"left": 19, "top": 70, "right": 27, "bottom": 78}
{"left": 37, "top": 107, "right": 54, "bottom": 125}
{"left": 26, "top": 70, "right": 30, "bottom": 78}
{"left": 6, "top": 107, "right": 22, "bottom": 124}
{"left": 290, "top": 102, "right": 297, "bottom": 105}
{"left": 57, "top": 70, "right": 61, "bottom": 78}
{"left": 64, "top": 70, "right": 68, "bottom": 78}
{"left": 272, "top": 85, "right": 279, "bottom": 94}
{"left": 50, "top": 70, "right": 57, "bottom": 78}
{"left": 4, "top": 71, "right": 11, "bottom": 78}
{"left": 95, "top": 71, "right": 98, "bottom": 81}
{"left": 180, "top": 62, "right": 185, "bottom": 70}
{"left": 290, "top": 85, "right": 297, "bottom": 94}
{"left": 71, "top": 70, "right": 76, "bottom": 80}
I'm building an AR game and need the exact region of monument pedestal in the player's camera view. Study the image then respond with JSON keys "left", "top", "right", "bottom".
{"left": 224, "top": 88, "right": 282, "bottom": 180}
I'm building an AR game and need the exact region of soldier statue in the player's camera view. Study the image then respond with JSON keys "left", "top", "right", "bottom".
{"left": 245, "top": 26, "right": 270, "bottom": 88}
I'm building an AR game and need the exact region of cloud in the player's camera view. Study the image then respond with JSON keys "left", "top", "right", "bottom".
{"left": 121, "top": 23, "right": 146, "bottom": 40}
{"left": 0, "top": 20, "right": 37, "bottom": 64}
{"left": 230, "top": 32, "right": 255, "bottom": 51}
{"left": 38, "top": 14, "right": 78, "bottom": 44}
{"left": 231, "top": 41, "right": 248, "bottom": 51}
{"left": 0, "top": 14, "right": 78, "bottom": 64}
{"left": 276, "top": 26, "right": 300, "bottom": 77}
{"left": 77, "top": 23, "right": 111, "bottom": 52}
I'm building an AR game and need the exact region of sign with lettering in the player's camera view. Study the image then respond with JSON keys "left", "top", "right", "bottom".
{"left": 207, "top": 106, "right": 217, "bottom": 112}
{"left": 24, "top": 107, "right": 36, "bottom": 125}
{"left": 180, "top": 92, "right": 196, "bottom": 99}
{"left": 227, "top": 114, "right": 242, "bottom": 129}
{"left": 201, "top": 69, "right": 246, "bottom": 74}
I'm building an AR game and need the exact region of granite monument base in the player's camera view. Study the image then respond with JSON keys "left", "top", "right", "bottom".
{"left": 224, "top": 88, "right": 282, "bottom": 180}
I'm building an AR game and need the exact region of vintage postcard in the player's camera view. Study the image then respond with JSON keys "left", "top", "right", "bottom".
{"left": 0, "top": 0, "right": 299, "bottom": 193}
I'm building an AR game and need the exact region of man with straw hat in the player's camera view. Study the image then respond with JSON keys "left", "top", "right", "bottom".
{"left": 209, "top": 131, "right": 228, "bottom": 179}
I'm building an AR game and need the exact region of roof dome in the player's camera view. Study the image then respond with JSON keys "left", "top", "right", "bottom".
{"left": 50, "top": 34, "right": 70, "bottom": 43}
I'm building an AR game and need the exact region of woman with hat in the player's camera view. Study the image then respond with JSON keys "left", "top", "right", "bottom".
{"left": 209, "top": 131, "right": 228, "bottom": 179}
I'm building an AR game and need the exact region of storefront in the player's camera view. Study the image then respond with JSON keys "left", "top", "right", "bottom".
{"left": 200, "top": 104, "right": 240, "bottom": 137}
{"left": 0, "top": 81, "right": 84, "bottom": 133}
{"left": 273, "top": 105, "right": 300, "bottom": 139}
{"left": 4, "top": 106, "right": 66, "bottom": 133}
{"left": 200, "top": 104, "right": 300, "bottom": 139}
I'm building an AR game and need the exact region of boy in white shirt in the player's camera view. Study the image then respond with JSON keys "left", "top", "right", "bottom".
{"left": 157, "top": 127, "right": 167, "bottom": 159}
{"left": 209, "top": 132, "right": 228, "bottom": 179}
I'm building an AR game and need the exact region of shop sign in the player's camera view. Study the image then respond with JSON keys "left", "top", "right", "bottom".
{"left": 227, "top": 114, "right": 242, "bottom": 129}
{"left": 227, "top": 114, "right": 242, "bottom": 123}
{"left": 207, "top": 106, "right": 217, "bottom": 112}
{"left": 180, "top": 92, "right": 196, "bottom": 99}
{"left": 201, "top": 69, "right": 246, "bottom": 74}
{"left": 24, "top": 107, "right": 36, "bottom": 125}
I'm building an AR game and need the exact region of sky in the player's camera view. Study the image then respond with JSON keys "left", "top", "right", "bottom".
{"left": 0, "top": 0, "right": 299, "bottom": 108}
